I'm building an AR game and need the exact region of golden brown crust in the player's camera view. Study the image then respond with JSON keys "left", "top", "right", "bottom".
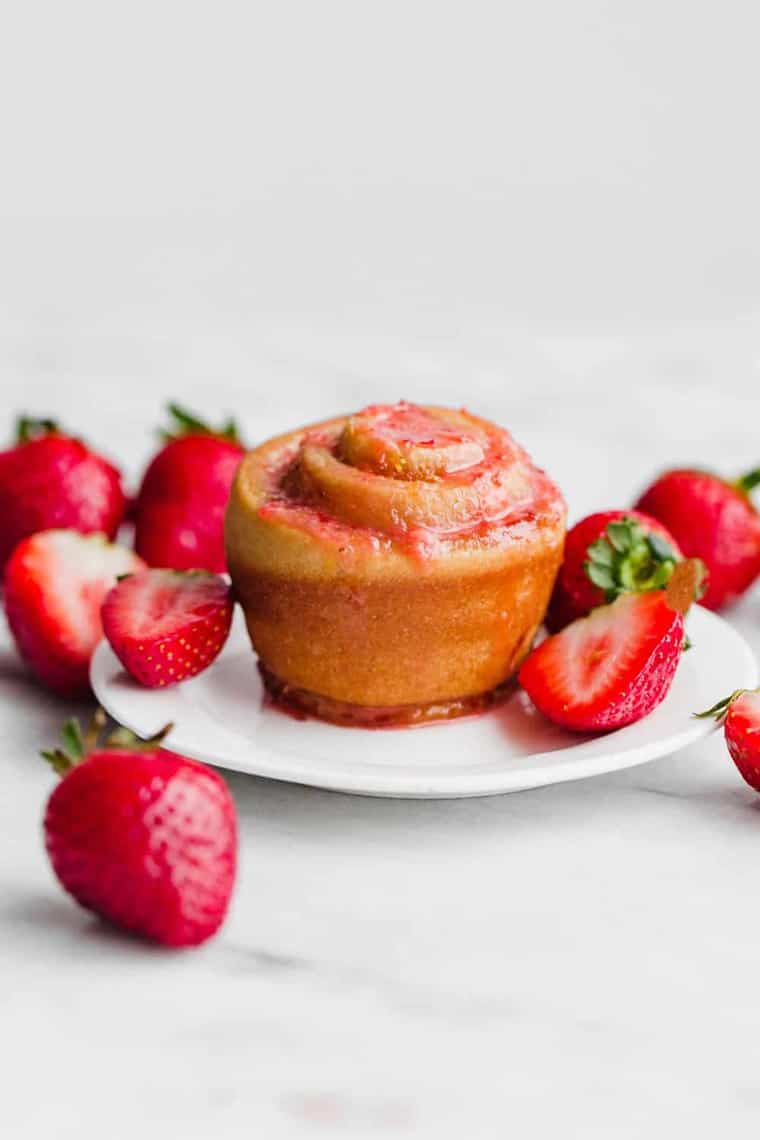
{"left": 225, "top": 403, "right": 566, "bottom": 720}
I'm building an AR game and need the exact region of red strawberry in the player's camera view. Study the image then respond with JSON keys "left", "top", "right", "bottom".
{"left": 43, "top": 712, "right": 237, "bottom": 947}
{"left": 4, "top": 530, "right": 144, "bottom": 697}
{"left": 133, "top": 404, "right": 245, "bottom": 572}
{"left": 101, "top": 568, "right": 233, "bottom": 688}
{"left": 696, "top": 688, "right": 760, "bottom": 791}
{"left": 547, "top": 510, "right": 683, "bottom": 631}
{"left": 0, "top": 416, "right": 128, "bottom": 572}
{"left": 635, "top": 467, "right": 760, "bottom": 611}
{"left": 519, "top": 561, "right": 700, "bottom": 732}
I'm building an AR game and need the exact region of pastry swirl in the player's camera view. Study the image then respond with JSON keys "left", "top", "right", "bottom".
{"left": 225, "top": 402, "right": 566, "bottom": 725}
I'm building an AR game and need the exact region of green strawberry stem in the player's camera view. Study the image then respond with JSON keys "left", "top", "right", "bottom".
{"left": 163, "top": 403, "right": 241, "bottom": 445}
{"left": 736, "top": 468, "right": 760, "bottom": 495}
{"left": 41, "top": 710, "right": 173, "bottom": 777}
{"left": 15, "top": 416, "right": 59, "bottom": 444}
{"left": 694, "top": 689, "right": 750, "bottom": 720}
{"left": 83, "top": 707, "right": 107, "bottom": 751}
{"left": 585, "top": 516, "right": 679, "bottom": 601}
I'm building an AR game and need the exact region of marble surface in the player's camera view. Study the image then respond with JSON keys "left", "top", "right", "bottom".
{"left": 4, "top": 4, "right": 760, "bottom": 1135}
{"left": 2, "top": 356, "right": 760, "bottom": 1140}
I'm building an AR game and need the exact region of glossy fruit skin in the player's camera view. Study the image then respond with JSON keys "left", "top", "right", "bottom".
{"left": 0, "top": 434, "right": 127, "bottom": 571}
{"left": 134, "top": 435, "right": 244, "bottom": 572}
{"left": 519, "top": 591, "right": 684, "bottom": 732}
{"left": 636, "top": 469, "right": 760, "bottom": 611}
{"left": 44, "top": 747, "right": 237, "bottom": 947}
{"left": 547, "top": 509, "right": 681, "bottom": 631}
{"left": 101, "top": 569, "right": 234, "bottom": 688}
{"left": 4, "top": 530, "right": 144, "bottom": 697}
{"left": 724, "top": 691, "right": 760, "bottom": 791}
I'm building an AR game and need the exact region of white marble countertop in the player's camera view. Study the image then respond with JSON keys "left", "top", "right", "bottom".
{"left": 3, "top": 340, "right": 760, "bottom": 1139}
{"left": 4, "top": 5, "right": 760, "bottom": 1132}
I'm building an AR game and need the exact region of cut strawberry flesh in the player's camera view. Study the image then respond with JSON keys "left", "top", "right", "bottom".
{"left": 101, "top": 568, "right": 233, "bottom": 688}
{"left": 543, "top": 594, "right": 672, "bottom": 705}
{"left": 519, "top": 591, "right": 683, "bottom": 731}
{"left": 23, "top": 531, "right": 142, "bottom": 654}
{"left": 3, "top": 529, "right": 145, "bottom": 697}
{"left": 105, "top": 570, "right": 230, "bottom": 640}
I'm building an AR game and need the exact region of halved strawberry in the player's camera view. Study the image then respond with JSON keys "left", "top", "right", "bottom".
{"left": 519, "top": 563, "right": 700, "bottom": 732}
{"left": 101, "top": 569, "right": 233, "bottom": 688}
{"left": 695, "top": 688, "right": 760, "bottom": 791}
{"left": 3, "top": 530, "right": 145, "bottom": 696}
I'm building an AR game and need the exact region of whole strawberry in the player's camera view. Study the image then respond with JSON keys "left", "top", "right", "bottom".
{"left": 696, "top": 688, "right": 760, "bottom": 791}
{"left": 635, "top": 467, "right": 760, "bottom": 611}
{"left": 43, "top": 712, "right": 237, "bottom": 947}
{"left": 102, "top": 568, "right": 233, "bottom": 687}
{"left": 133, "top": 404, "right": 245, "bottom": 573}
{"left": 4, "top": 530, "right": 144, "bottom": 697}
{"left": 0, "top": 416, "right": 128, "bottom": 572}
{"left": 520, "top": 560, "right": 701, "bottom": 732}
{"left": 547, "top": 510, "right": 683, "bottom": 631}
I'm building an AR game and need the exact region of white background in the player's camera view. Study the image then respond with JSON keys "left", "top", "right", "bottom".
{"left": 2, "top": 5, "right": 760, "bottom": 1138}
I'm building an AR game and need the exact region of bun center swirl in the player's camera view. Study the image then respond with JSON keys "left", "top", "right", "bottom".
{"left": 339, "top": 402, "right": 486, "bottom": 479}
{"left": 282, "top": 402, "right": 538, "bottom": 538}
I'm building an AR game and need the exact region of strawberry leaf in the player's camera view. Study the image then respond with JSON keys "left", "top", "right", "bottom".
{"left": 647, "top": 532, "right": 676, "bottom": 561}
{"left": 163, "top": 403, "right": 241, "bottom": 445}
{"left": 585, "top": 516, "right": 679, "bottom": 602}
{"left": 586, "top": 562, "right": 616, "bottom": 591}
{"left": 16, "top": 416, "right": 59, "bottom": 444}
{"left": 694, "top": 689, "right": 747, "bottom": 720}
{"left": 41, "top": 715, "right": 90, "bottom": 775}
{"left": 41, "top": 709, "right": 173, "bottom": 778}
{"left": 586, "top": 537, "right": 615, "bottom": 567}
{"left": 605, "top": 520, "right": 635, "bottom": 554}
{"left": 736, "top": 468, "right": 760, "bottom": 495}
{"left": 61, "top": 719, "right": 85, "bottom": 762}
{"left": 40, "top": 749, "right": 75, "bottom": 776}
{"left": 105, "top": 723, "right": 173, "bottom": 751}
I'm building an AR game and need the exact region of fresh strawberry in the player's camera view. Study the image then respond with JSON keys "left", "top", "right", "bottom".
{"left": 635, "top": 467, "right": 760, "bottom": 611}
{"left": 0, "top": 416, "right": 128, "bottom": 572}
{"left": 4, "top": 530, "right": 144, "bottom": 697}
{"left": 547, "top": 510, "right": 683, "bottom": 631}
{"left": 133, "top": 404, "right": 245, "bottom": 572}
{"left": 102, "top": 569, "right": 233, "bottom": 688}
{"left": 696, "top": 688, "right": 760, "bottom": 791}
{"left": 43, "top": 712, "right": 237, "bottom": 947}
{"left": 519, "top": 561, "right": 701, "bottom": 732}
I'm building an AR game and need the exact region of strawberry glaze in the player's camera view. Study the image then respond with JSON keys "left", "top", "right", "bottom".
{"left": 256, "top": 402, "right": 564, "bottom": 562}
{"left": 259, "top": 662, "right": 517, "bottom": 728}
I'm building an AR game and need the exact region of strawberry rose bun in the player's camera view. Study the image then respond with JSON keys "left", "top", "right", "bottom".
{"left": 225, "top": 402, "right": 566, "bottom": 726}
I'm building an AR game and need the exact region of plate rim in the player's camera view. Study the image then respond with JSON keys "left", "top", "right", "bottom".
{"left": 91, "top": 605, "right": 759, "bottom": 799}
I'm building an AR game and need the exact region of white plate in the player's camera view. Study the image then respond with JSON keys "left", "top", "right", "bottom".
{"left": 91, "top": 606, "right": 757, "bottom": 799}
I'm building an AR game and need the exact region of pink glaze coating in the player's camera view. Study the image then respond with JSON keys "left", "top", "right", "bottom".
{"left": 225, "top": 401, "right": 566, "bottom": 719}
